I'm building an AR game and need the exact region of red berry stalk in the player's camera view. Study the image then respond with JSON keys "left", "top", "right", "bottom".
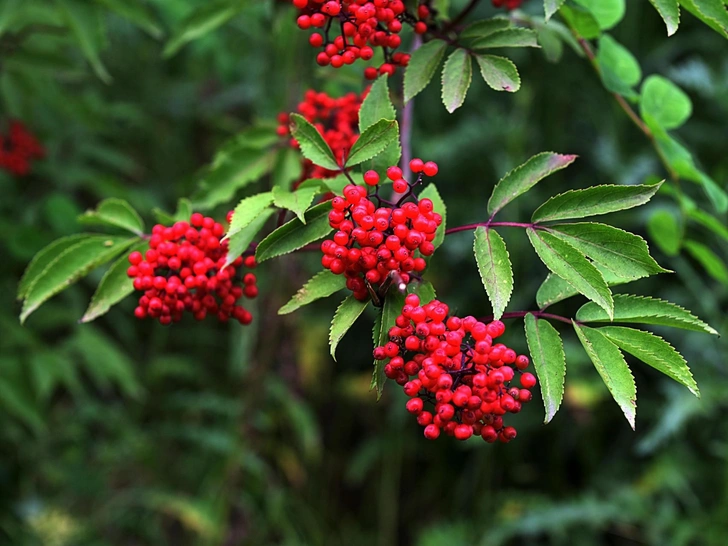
{"left": 127, "top": 212, "right": 258, "bottom": 325}
{"left": 321, "top": 158, "right": 442, "bottom": 301}
{"left": 291, "top": 0, "right": 433, "bottom": 78}
{"left": 0, "top": 121, "right": 45, "bottom": 177}
{"left": 374, "top": 294, "right": 536, "bottom": 442}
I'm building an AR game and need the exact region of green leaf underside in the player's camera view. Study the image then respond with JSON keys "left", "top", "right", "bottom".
{"left": 226, "top": 192, "right": 274, "bottom": 236}
{"left": 255, "top": 201, "right": 333, "bottom": 262}
{"left": 78, "top": 198, "right": 145, "bottom": 235}
{"left": 548, "top": 223, "right": 668, "bottom": 279}
{"left": 648, "top": 0, "right": 680, "bottom": 35}
{"left": 18, "top": 234, "right": 90, "bottom": 300}
{"left": 372, "top": 290, "right": 406, "bottom": 398}
{"left": 527, "top": 228, "right": 614, "bottom": 318}
{"left": 536, "top": 267, "right": 637, "bottom": 309}
{"left": 461, "top": 18, "right": 511, "bottom": 39}
{"left": 345, "top": 119, "right": 398, "bottom": 167}
{"left": 278, "top": 270, "right": 347, "bottom": 315}
{"left": 404, "top": 39, "right": 448, "bottom": 103}
{"left": 524, "top": 313, "right": 566, "bottom": 423}
{"left": 471, "top": 28, "right": 540, "bottom": 49}
{"left": 544, "top": 0, "right": 567, "bottom": 21}
{"left": 679, "top": 0, "right": 728, "bottom": 40}
{"left": 597, "top": 34, "right": 642, "bottom": 98}
{"left": 272, "top": 186, "right": 318, "bottom": 224}
{"left": 20, "top": 236, "right": 137, "bottom": 323}
{"left": 290, "top": 113, "right": 340, "bottom": 171}
{"left": 475, "top": 54, "right": 521, "bottom": 92}
{"left": 488, "top": 152, "right": 577, "bottom": 214}
{"left": 441, "top": 49, "right": 473, "bottom": 113}
{"left": 81, "top": 239, "right": 149, "bottom": 323}
{"left": 418, "top": 183, "right": 447, "bottom": 249}
{"left": 574, "top": 323, "right": 637, "bottom": 429}
{"left": 330, "top": 295, "right": 370, "bottom": 360}
{"left": 600, "top": 326, "right": 699, "bottom": 396}
{"left": 193, "top": 148, "right": 276, "bottom": 209}
{"left": 474, "top": 227, "right": 513, "bottom": 320}
{"left": 224, "top": 210, "right": 274, "bottom": 268}
{"left": 576, "top": 294, "right": 718, "bottom": 335}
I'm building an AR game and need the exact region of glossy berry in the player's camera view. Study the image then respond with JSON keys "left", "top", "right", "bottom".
{"left": 374, "top": 296, "right": 533, "bottom": 442}
{"left": 364, "top": 170, "right": 380, "bottom": 186}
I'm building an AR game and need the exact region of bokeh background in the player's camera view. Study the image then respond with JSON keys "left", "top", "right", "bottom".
{"left": 1, "top": 0, "right": 728, "bottom": 544}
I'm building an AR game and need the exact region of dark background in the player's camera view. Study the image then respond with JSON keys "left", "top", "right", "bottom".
{"left": 1, "top": 1, "right": 727, "bottom": 544}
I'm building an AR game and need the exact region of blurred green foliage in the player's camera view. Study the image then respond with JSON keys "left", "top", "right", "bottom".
{"left": 1, "top": 0, "right": 728, "bottom": 544}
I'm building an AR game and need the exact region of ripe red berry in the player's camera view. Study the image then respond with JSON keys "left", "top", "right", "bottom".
{"left": 520, "top": 372, "right": 537, "bottom": 388}
{"left": 363, "top": 170, "right": 380, "bottom": 186}
{"left": 423, "top": 161, "right": 438, "bottom": 177}
{"left": 409, "top": 158, "right": 424, "bottom": 173}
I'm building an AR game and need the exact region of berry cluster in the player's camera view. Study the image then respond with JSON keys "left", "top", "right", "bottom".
{"left": 321, "top": 159, "right": 442, "bottom": 301}
{"left": 0, "top": 121, "right": 45, "bottom": 176}
{"left": 374, "top": 295, "right": 535, "bottom": 442}
{"left": 127, "top": 213, "right": 258, "bottom": 325}
{"left": 278, "top": 89, "right": 365, "bottom": 180}
{"left": 491, "top": 0, "right": 524, "bottom": 10}
{"left": 292, "top": 1, "right": 432, "bottom": 78}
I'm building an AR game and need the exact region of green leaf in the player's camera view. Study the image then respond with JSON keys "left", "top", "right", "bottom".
{"left": 329, "top": 295, "right": 370, "bottom": 360}
{"left": 18, "top": 234, "right": 90, "bottom": 300}
{"left": 647, "top": 209, "right": 682, "bottom": 256}
{"left": 272, "top": 147, "right": 303, "bottom": 192}
{"left": 684, "top": 239, "right": 728, "bottom": 284}
{"left": 524, "top": 313, "right": 566, "bottom": 423}
{"left": 560, "top": 5, "right": 602, "bottom": 39}
{"left": 345, "top": 119, "right": 398, "bottom": 167}
{"left": 536, "top": 267, "right": 637, "bottom": 308}
{"left": 224, "top": 210, "right": 273, "bottom": 268}
{"left": 409, "top": 280, "right": 437, "bottom": 304}
{"left": 78, "top": 198, "right": 145, "bottom": 235}
{"left": 548, "top": 223, "right": 669, "bottom": 279}
{"left": 576, "top": 294, "right": 718, "bottom": 335}
{"left": 648, "top": 0, "right": 681, "bottom": 35}
{"left": 372, "top": 290, "right": 406, "bottom": 398}
{"left": 272, "top": 187, "right": 319, "bottom": 224}
{"left": 404, "top": 39, "right": 448, "bottom": 103}
{"left": 174, "top": 198, "right": 193, "bottom": 222}
{"left": 278, "top": 270, "right": 347, "bottom": 315}
{"left": 95, "top": 0, "right": 163, "bottom": 38}
{"left": 532, "top": 182, "right": 662, "bottom": 223}
{"left": 20, "top": 236, "right": 137, "bottom": 323}
{"left": 688, "top": 208, "right": 728, "bottom": 242}
{"left": 471, "top": 28, "right": 540, "bottom": 49}
{"left": 163, "top": 0, "right": 241, "bottom": 57}
{"left": 358, "top": 76, "right": 400, "bottom": 174}
{"left": 572, "top": 0, "right": 626, "bottom": 30}
{"left": 574, "top": 323, "right": 637, "bottom": 429}
{"left": 80, "top": 239, "right": 148, "bottom": 323}
{"left": 460, "top": 18, "right": 511, "bottom": 39}
{"left": 600, "top": 326, "right": 699, "bottom": 396}
{"left": 527, "top": 228, "right": 614, "bottom": 318}
{"left": 289, "top": 113, "right": 340, "bottom": 171}
{"left": 474, "top": 227, "right": 513, "bottom": 320}
{"left": 226, "top": 192, "right": 274, "bottom": 236}
{"left": 418, "top": 183, "right": 446, "bottom": 249}
{"left": 640, "top": 75, "right": 692, "bottom": 131}
{"left": 256, "top": 201, "right": 333, "bottom": 262}
{"left": 193, "top": 148, "right": 276, "bottom": 209}
{"left": 474, "top": 54, "right": 521, "bottom": 92}
{"left": 679, "top": 0, "right": 728, "bottom": 39}
{"left": 597, "top": 34, "right": 642, "bottom": 99}
{"left": 441, "top": 49, "right": 473, "bottom": 113}
{"left": 488, "top": 152, "right": 577, "bottom": 215}
{"left": 55, "top": 0, "right": 111, "bottom": 83}
{"left": 544, "top": 0, "right": 567, "bottom": 21}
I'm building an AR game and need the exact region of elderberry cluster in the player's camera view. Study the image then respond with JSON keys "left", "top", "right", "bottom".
{"left": 278, "top": 89, "right": 365, "bottom": 180}
{"left": 321, "top": 159, "right": 442, "bottom": 301}
{"left": 491, "top": 0, "right": 524, "bottom": 10}
{"left": 0, "top": 121, "right": 45, "bottom": 176}
{"left": 127, "top": 213, "right": 257, "bottom": 325}
{"left": 292, "top": 0, "right": 433, "bottom": 78}
{"left": 374, "top": 295, "right": 536, "bottom": 442}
